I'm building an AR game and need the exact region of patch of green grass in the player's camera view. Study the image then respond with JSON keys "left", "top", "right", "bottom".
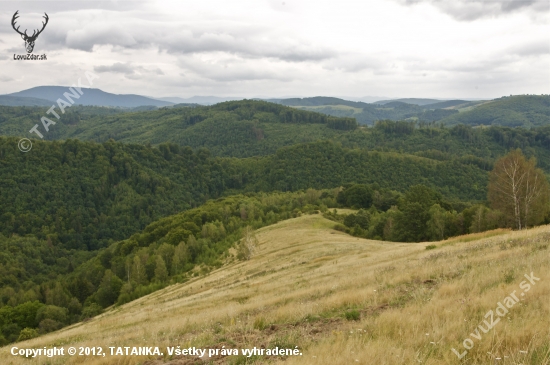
{"left": 344, "top": 309, "right": 360, "bottom": 321}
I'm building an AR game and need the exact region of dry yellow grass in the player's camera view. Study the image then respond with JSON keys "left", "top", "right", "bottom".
{"left": 1, "top": 214, "right": 549, "bottom": 365}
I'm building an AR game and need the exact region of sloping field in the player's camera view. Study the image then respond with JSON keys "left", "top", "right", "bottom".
{"left": 1, "top": 215, "right": 549, "bottom": 365}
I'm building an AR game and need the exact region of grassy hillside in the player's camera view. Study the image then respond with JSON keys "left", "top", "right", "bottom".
{"left": 440, "top": 95, "right": 550, "bottom": 128}
{"left": 2, "top": 214, "right": 548, "bottom": 364}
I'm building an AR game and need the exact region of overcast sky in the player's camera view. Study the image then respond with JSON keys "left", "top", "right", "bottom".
{"left": 0, "top": 0, "right": 548, "bottom": 99}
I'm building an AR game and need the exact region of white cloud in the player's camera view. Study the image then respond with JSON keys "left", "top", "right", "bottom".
{"left": 0, "top": 0, "right": 547, "bottom": 98}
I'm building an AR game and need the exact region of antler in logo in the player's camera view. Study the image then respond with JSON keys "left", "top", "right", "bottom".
{"left": 12, "top": 11, "right": 49, "bottom": 54}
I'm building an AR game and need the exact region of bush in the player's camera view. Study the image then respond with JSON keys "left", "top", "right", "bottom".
{"left": 36, "top": 305, "right": 68, "bottom": 324}
{"left": 81, "top": 303, "right": 103, "bottom": 319}
{"left": 38, "top": 319, "right": 63, "bottom": 334}
{"left": 425, "top": 245, "right": 437, "bottom": 250}
{"left": 333, "top": 224, "right": 347, "bottom": 232}
{"left": 17, "top": 328, "right": 38, "bottom": 341}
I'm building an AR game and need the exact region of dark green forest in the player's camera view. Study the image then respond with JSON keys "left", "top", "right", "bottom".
{"left": 0, "top": 135, "right": 497, "bottom": 251}
{"left": 1, "top": 99, "right": 549, "bottom": 162}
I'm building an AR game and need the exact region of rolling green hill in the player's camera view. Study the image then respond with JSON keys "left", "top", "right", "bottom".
{"left": 439, "top": 95, "right": 550, "bottom": 128}
{"left": 374, "top": 97, "right": 445, "bottom": 105}
{"left": 0, "top": 101, "right": 357, "bottom": 157}
{"left": 276, "top": 98, "right": 458, "bottom": 124}
{"left": 1, "top": 101, "right": 549, "bottom": 172}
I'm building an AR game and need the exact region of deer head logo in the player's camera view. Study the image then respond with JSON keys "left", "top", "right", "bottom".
{"left": 12, "top": 11, "right": 49, "bottom": 54}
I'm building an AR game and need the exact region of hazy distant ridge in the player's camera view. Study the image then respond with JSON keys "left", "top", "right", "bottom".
{"left": 8, "top": 86, "right": 174, "bottom": 108}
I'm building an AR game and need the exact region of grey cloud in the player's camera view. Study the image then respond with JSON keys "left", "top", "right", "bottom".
{"left": 178, "top": 58, "right": 295, "bottom": 82}
{"left": 94, "top": 62, "right": 165, "bottom": 80}
{"left": 323, "top": 54, "right": 386, "bottom": 73}
{"left": 95, "top": 62, "right": 135, "bottom": 75}
{"left": 65, "top": 23, "right": 137, "bottom": 51}
{"left": 507, "top": 40, "right": 550, "bottom": 57}
{"left": 19, "top": 10, "right": 335, "bottom": 62}
{"left": 396, "top": 0, "right": 549, "bottom": 20}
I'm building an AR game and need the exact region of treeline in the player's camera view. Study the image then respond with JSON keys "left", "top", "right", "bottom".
{"left": 0, "top": 190, "right": 338, "bottom": 344}
{"left": 330, "top": 149, "right": 550, "bottom": 241}
{"left": 329, "top": 184, "right": 507, "bottom": 242}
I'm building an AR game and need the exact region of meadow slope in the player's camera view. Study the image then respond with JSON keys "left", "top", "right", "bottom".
{"left": 1, "top": 215, "right": 549, "bottom": 365}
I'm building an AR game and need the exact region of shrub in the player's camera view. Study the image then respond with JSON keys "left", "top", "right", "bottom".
{"left": 17, "top": 328, "right": 39, "bottom": 341}
{"left": 81, "top": 303, "right": 103, "bottom": 319}
{"left": 38, "top": 319, "right": 63, "bottom": 334}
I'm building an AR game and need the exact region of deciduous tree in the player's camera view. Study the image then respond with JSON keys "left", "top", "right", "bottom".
{"left": 488, "top": 150, "right": 549, "bottom": 230}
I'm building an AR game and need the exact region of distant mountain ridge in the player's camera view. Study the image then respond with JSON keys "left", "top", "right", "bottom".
{"left": 7, "top": 86, "right": 174, "bottom": 108}
{"left": 154, "top": 96, "right": 242, "bottom": 105}
{"left": 374, "top": 98, "right": 445, "bottom": 106}
{"left": 269, "top": 96, "right": 460, "bottom": 124}
{"left": 0, "top": 95, "right": 52, "bottom": 107}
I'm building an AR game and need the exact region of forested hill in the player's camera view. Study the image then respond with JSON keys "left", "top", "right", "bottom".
{"left": 275, "top": 98, "right": 459, "bottom": 125}
{"left": 1, "top": 100, "right": 550, "bottom": 163}
{"left": 440, "top": 95, "right": 550, "bottom": 127}
{"left": 274, "top": 95, "right": 549, "bottom": 127}
{"left": 0, "top": 101, "right": 357, "bottom": 156}
{"left": 1, "top": 136, "right": 490, "bottom": 251}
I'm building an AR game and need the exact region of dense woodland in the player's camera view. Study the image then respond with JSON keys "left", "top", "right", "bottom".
{"left": 0, "top": 136, "right": 493, "bottom": 251}
{"left": 1, "top": 99, "right": 549, "bottom": 163}
{"left": 0, "top": 97, "right": 549, "bottom": 345}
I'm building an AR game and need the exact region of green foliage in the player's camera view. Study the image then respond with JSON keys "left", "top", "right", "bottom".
{"left": 328, "top": 183, "right": 510, "bottom": 243}
{"left": 36, "top": 305, "right": 68, "bottom": 324}
{"left": 337, "top": 185, "right": 373, "bottom": 208}
{"left": 0, "top": 137, "right": 235, "bottom": 250}
{"left": 81, "top": 303, "right": 103, "bottom": 319}
{"left": 17, "top": 327, "right": 38, "bottom": 341}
